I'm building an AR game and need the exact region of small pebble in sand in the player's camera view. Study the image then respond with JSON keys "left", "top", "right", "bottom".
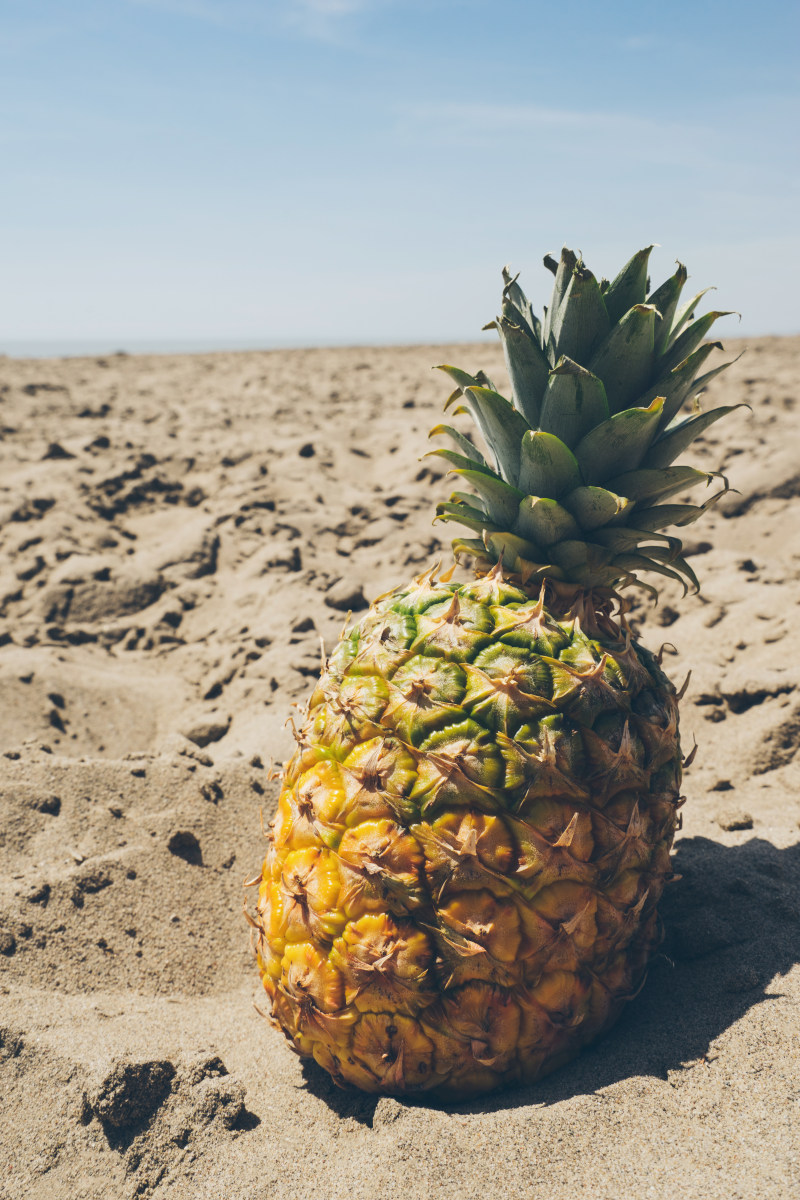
{"left": 180, "top": 716, "right": 231, "bottom": 748}
{"left": 85, "top": 1059, "right": 176, "bottom": 1127}
{"left": 717, "top": 809, "right": 754, "bottom": 831}
{"left": 167, "top": 830, "right": 203, "bottom": 866}
{"left": 324, "top": 579, "right": 368, "bottom": 612}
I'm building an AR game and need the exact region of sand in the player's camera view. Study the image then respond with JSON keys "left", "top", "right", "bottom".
{"left": 0, "top": 336, "right": 798, "bottom": 1200}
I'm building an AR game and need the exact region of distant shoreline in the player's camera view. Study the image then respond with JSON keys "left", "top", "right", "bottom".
{"left": 0, "top": 335, "right": 497, "bottom": 360}
{"left": 0, "top": 330, "right": 793, "bottom": 361}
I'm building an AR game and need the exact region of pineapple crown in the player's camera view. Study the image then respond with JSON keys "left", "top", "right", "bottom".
{"left": 430, "top": 246, "right": 743, "bottom": 599}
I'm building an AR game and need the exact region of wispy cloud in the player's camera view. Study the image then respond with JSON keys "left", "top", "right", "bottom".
{"left": 399, "top": 101, "right": 661, "bottom": 135}
{"left": 126, "top": 0, "right": 235, "bottom": 24}
{"left": 395, "top": 100, "right": 712, "bottom": 165}
{"left": 126, "top": 0, "right": 381, "bottom": 39}
{"left": 621, "top": 34, "right": 656, "bottom": 51}
{"left": 283, "top": 0, "right": 384, "bottom": 42}
{"left": 293, "top": 0, "right": 372, "bottom": 13}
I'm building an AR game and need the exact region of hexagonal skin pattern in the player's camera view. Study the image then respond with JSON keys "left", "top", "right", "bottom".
{"left": 251, "top": 570, "right": 682, "bottom": 1100}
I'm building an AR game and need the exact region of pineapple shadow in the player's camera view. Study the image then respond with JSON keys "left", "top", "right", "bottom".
{"left": 299, "top": 835, "right": 800, "bottom": 1124}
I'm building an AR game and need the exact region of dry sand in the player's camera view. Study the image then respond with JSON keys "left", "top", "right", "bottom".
{"left": 0, "top": 336, "right": 798, "bottom": 1199}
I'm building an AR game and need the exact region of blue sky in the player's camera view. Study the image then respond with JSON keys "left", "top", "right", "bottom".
{"left": 1, "top": 0, "right": 798, "bottom": 348}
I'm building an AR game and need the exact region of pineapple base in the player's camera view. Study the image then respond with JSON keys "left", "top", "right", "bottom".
{"left": 251, "top": 568, "right": 682, "bottom": 1100}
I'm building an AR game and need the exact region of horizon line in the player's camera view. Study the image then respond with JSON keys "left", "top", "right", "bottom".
{"left": 1, "top": 328, "right": 789, "bottom": 362}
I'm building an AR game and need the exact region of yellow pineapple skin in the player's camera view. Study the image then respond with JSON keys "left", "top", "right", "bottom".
{"left": 250, "top": 570, "right": 682, "bottom": 1100}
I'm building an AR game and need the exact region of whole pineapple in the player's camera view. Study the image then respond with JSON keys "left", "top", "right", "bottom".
{"left": 249, "top": 246, "right": 739, "bottom": 1099}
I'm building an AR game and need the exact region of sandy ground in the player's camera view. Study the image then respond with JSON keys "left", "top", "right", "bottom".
{"left": 0, "top": 335, "right": 799, "bottom": 1200}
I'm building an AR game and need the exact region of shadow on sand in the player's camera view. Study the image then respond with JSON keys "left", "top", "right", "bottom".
{"left": 300, "top": 836, "right": 800, "bottom": 1126}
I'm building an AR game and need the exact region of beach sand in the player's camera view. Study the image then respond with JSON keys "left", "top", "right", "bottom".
{"left": 1, "top": 336, "right": 798, "bottom": 1199}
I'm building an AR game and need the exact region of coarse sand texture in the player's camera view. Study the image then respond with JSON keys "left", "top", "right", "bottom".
{"left": 0, "top": 307, "right": 799, "bottom": 1197}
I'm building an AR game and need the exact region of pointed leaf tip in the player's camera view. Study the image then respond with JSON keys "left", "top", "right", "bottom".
{"left": 538, "top": 358, "right": 609, "bottom": 449}
{"left": 648, "top": 260, "right": 689, "bottom": 356}
{"left": 451, "top": 468, "right": 523, "bottom": 528}
{"left": 604, "top": 246, "right": 654, "bottom": 324}
{"left": 589, "top": 303, "right": 657, "bottom": 413}
{"left": 662, "top": 311, "right": 737, "bottom": 374}
{"left": 518, "top": 430, "right": 581, "bottom": 498}
{"left": 644, "top": 404, "right": 748, "bottom": 469}
{"left": 496, "top": 314, "right": 549, "bottom": 428}
{"left": 550, "top": 266, "right": 610, "bottom": 363}
{"left": 461, "top": 385, "right": 529, "bottom": 485}
{"left": 574, "top": 396, "right": 664, "bottom": 484}
{"left": 544, "top": 248, "right": 579, "bottom": 351}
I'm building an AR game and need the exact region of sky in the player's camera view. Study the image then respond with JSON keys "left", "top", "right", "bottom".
{"left": 1, "top": 0, "right": 798, "bottom": 351}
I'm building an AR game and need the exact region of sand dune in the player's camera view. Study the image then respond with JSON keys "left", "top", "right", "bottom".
{"left": 1, "top": 337, "right": 799, "bottom": 1199}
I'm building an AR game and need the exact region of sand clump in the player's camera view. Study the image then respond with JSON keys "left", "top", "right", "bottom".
{"left": 0, "top": 338, "right": 799, "bottom": 1199}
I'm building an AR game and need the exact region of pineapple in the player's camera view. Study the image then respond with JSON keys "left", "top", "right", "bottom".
{"left": 248, "top": 246, "right": 739, "bottom": 1100}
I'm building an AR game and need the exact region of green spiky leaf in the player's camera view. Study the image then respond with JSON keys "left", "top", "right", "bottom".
{"left": 551, "top": 266, "right": 610, "bottom": 363}
{"left": 692, "top": 350, "right": 745, "bottom": 397}
{"left": 484, "top": 531, "right": 552, "bottom": 572}
{"left": 648, "top": 547, "right": 701, "bottom": 593}
{"left": 561, "top": 485, "right": 634, "bottom": 531}
{"left": 450, "top": 490, "right": 487, "bottom": 508}
{"left": 589, "top": 303, "right": 658, "bottom": 413}
{"left": 451, "top": 535, "right": 490, "bottom": 560}
{"left": 644, "top": 405, "right": 747, "bottom": 469}
{"left": 648, "top": 261, "right": 687, "bottom": 356}
{"left": 603, "top": 246, "right": 653, "bottom": 324}
{"left": 496, "top": 314, "right": 550, "bottom": 427}
{"left": 428, "top": 423, "right": 488, "bottom": 467}
{"left": 668, "top": 286, "right": 715, "bottom": 346}
{"left": 607, "top": 465, "right": 720, "bottom": 504}
{"left": 459, "top": 386, "right": 529, "bottom": 484}
{"left": 518, "top": 430, "right": 582, "bottom": 498}
{"left": 515, "top": 497, "right": 581, "bottom": 546}
{"left": 436, "top": 500, "right": 498, "bottom": 534}
{"left": 612, "top": 552, "right": 690, "bottom": 593}
{"left": 549, "top": 539, "right": 615, "bottom": 583}
{"left": 501, "top": 268, "right": 541, "bottom": 344}
{"left": 661, "top": 311, "right": 735, "bottom": 374}
{"left": 451, "top": 468, "right": 523, "bottom": 527}
{"left": 592, "top": 526, "right": 679, "bottom": 556}
{"left": 640, "top": 342, "right": 723, "bottom": 428}
{"left": 426, "top": 448, "right": 501, "bottom": 478}
{"left": 437, "top": 363, "right": 483, "bottom": 395}
{"left": 543, "top": 247, "right": 578, "bottom": 355}
{"left": 574, "top": 396, "right": 664, "bottom": 483}
{"left": 538, "top": 358, "right": 610, "bottom": 449}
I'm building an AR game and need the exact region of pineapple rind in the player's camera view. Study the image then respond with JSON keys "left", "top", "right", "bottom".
{"left": 253, "top": 571, "right": 681, "bottom": 1099}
